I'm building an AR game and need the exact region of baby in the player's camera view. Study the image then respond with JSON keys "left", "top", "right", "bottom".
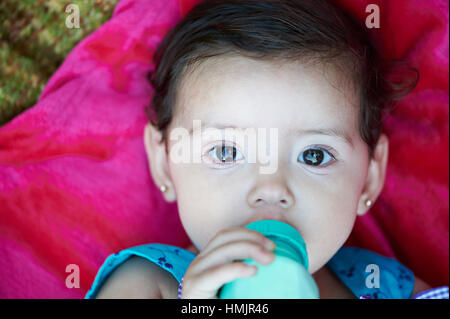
{"left": 86, "top": 0, "right": 441, "bottom": 299}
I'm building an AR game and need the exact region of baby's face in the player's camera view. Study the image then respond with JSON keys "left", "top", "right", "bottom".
{"left": 161, "top": 55, "right": 372, "bottom": 273}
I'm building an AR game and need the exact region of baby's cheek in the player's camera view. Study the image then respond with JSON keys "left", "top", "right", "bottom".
{"left": 306, "top": 226, "right": 353, "bottom": 274}
{"left": 179, "top": 213, "right": 213, "bottom": 252}
{"left": 304, "top": 203, "right": 358, "bottom": 273}
{"left": 176, "top": 193, "right": 233, "bottom": 251}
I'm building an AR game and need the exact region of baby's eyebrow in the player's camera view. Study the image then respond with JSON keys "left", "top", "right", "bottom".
{"left": 293, "top": 128, "right": 354, "bottom": 148}
{"left": 188, "top": 124, "right": 354, "bottom": 148}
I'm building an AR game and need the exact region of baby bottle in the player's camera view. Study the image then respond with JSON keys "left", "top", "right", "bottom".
{"left": 218, "top": 219, "right": 320, "bottom": 299}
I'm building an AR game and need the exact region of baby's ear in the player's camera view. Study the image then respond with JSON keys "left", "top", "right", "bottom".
{"left": 357, "top": 133, "right": 389, "bottom": 216}
{"left": 143, "top": 123, "right": 176, "bottom": 202}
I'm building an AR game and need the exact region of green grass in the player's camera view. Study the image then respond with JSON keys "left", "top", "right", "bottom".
{"left": 0, "top": 0, "right": 119, "bottom": 126}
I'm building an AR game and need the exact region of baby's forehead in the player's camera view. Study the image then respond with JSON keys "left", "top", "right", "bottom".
{"left": 176, "top": 54, "right": 359, "bottom": 116}
{"left": 168, "top": 57, "right": 360, "bottom": 145}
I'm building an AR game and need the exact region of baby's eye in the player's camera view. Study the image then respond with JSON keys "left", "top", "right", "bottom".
{"left": 207, "top": 142, "right": 244, "bottom": 164}
{"left": 298, "top": 147, "right": 336, "bottom": 167}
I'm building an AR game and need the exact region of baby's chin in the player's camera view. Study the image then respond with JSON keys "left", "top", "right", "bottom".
{"left": 308, "top": 260, "right": 328, "bottom": 275}
{"left": 185, "top": 243, "right": 200, "bottom": 254}
{"left": 308, "top": 259, "right": 332, "bottom": 275}
{"left": 306, "top": 245, "right": 338, "bottom": 274}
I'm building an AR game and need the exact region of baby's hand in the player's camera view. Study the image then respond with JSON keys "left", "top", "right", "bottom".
{"left": 179, "top": 226, "right": 277, "bottom": 299}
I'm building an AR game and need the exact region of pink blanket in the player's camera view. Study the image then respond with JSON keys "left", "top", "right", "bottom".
{"left": 0, "top": 0, "right": 448, "bottom": 298}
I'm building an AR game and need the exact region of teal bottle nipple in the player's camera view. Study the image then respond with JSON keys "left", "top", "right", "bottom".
{"left": 218, "top": 219, "right": 320, "bottom": 299}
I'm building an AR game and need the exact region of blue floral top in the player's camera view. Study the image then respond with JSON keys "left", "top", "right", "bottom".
{"left": 85, "top": 244, "right": 417, "bottom": 299}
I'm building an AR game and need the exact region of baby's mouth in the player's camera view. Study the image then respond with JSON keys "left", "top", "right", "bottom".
{"left": 245, "top": 213, "right": 291, "bottom": 227}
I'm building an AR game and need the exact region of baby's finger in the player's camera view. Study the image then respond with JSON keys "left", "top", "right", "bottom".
{"left": 199, "top": 227, "right": 275, "bottom": 258}
{"left": 183, "top": 262, "right": 257, "bottom": 299}
{"left": 193, "top": 240, "right": 275, "bottom": 274}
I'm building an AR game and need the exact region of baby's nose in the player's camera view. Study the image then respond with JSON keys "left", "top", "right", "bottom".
{"left": 247, "top": 179, "right": 294, "bottom": 209}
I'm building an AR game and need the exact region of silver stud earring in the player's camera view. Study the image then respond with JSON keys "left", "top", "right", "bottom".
{"left": 365, "top": 199, "right": 372, "bottom": 207}
{"left": 160, "top": 184, "right": 168, "bottom": 193}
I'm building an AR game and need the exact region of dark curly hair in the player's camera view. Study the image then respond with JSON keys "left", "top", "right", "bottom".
{"left": 145, "top": 0, "right": 418, "bottom": 159}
